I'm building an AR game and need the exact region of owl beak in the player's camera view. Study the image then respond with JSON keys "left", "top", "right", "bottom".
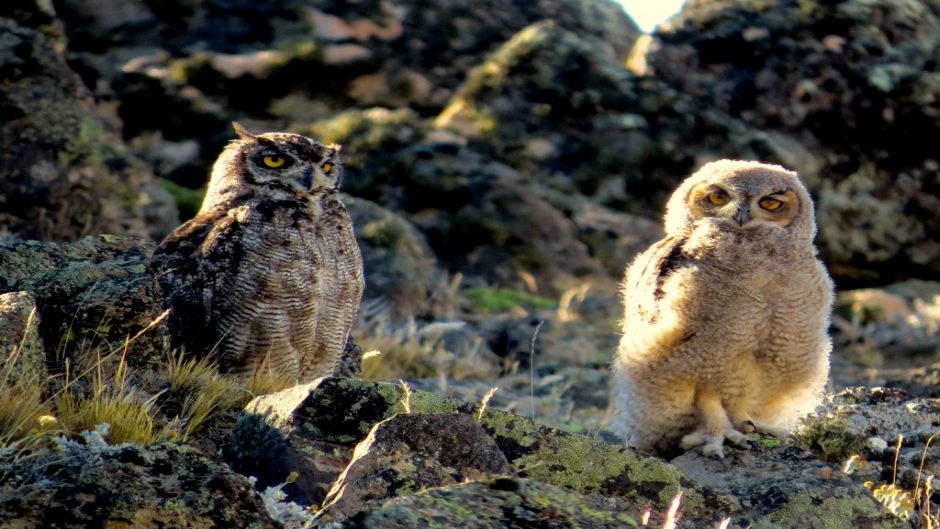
{"left": 733, "top": 204, "right": 751, "bottom": 226}
{"left": 300, "top": 168, "right": 314, "bottom": 190}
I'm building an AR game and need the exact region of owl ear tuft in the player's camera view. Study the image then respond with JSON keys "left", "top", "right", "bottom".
{"left": 327, "top": 144, "right": 342, "bottom": 162}
{"left": 232, "top": 121, "right": 256, "bottom": 140}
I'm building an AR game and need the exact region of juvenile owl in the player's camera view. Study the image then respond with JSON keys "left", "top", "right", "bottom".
{"left": 612, "top": 160, "right": 832, "bottom": 459}
{"left": 153, "top": 123, "right": 364, "bottom": 383}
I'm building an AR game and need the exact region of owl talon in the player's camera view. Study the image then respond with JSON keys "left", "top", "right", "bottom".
{"left": 702, "top": 437, "right": 726, "bottom": 459}
{"left": 737, "top": 420, "right": 756, "bottom": 434}
{"left": 682, "top": 426, "right": 751, "bottom": 458}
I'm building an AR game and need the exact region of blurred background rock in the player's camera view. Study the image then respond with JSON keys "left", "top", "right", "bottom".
{"left": 2, "top": 0, "right": 939, "bottom": 435}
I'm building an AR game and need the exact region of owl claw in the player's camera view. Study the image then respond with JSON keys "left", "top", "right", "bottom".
{"left": 681, "top": 426, "right": 751, "bottom": 459}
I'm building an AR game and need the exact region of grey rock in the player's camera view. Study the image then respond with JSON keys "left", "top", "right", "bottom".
{"left": 0, "top": 439, "right": 280, "bottom": 528}
{"left": 317, "top": 412, "right": 512, "bottom": 523}
{"left": 647, "top": 0, "right": 940, "bottom": 283}
{"left": 0, "top": 291, "right": 45, "bottom": 387}
{"left": 0, "top": 17, "right": 177, "bottom": 242}
{"left": 0, "top": 235, "right": 169, "bottom": 373}
{"left": 342, "top": 478, "right": 645, "bottom": 529}
{"left": 345, "top": 196, "right": 447, "bottom": 319}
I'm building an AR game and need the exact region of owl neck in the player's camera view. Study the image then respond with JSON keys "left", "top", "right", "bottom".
{"left": 683, "top": 223, "right": 814, "bottom": 262}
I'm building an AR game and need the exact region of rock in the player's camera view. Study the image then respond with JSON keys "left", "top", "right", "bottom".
{"left": 50, "top": 0, "right": 636, "bottom": 190}
{"left": 316, "top": 412, "right": 512, "bottom": 523}
{"left": 672, "top": 442, "right": 902, "bottom": 529}
{"left": 0, "top": 17, "right": 178, "bottom": 242}
{"left": 399, "top": 142, "right": 606, "bottom": 292}
{"left": 0, "top": 291, "right": 46, "bottom": 387}
{"left": 646, "top": 0, "right": 940, "bottom": 283}
{"left": 802, "top": 387, "right": 940, "bottom": 492}
{"left": 0, "top": 0, "right": 67, "bottom": 50}
{"left": 342, "top": 478, "right": 647, "bottom": 529}
{"left": 834, "top": 281, "right": 940, "bottom": 360}
{"left": 236, "top": 377, "right": 735, "bottom": 526}
{"left": 236, "top": 378, "right": 900, "bottom": 527}
{"left": 0, "top": 434, "right": 280, "bottom": 528}
{"left": 345, "top": 196, "right": 447, "bottom": 319}
{"left": 435, "top": 21, "right": 743, "bottom": 216}
{"left": 0, "top": 236, "right": 169, "bottom": 373}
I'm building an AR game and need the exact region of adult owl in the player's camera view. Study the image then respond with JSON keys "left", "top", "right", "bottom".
{"left": 612, "top": 160, "right": 832, "bottom": 458}
{"left": 153, "top": 123, "right": 364, "bottom": 383}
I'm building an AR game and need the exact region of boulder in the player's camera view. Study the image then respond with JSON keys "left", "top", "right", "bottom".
{"left": 0, "top": 433, "right": 280, "bottom": 528}
{"left": 801, "top": 387, "right": 940, "bottom": 492}
{"left": 0, "top": 17, "right": 178, "bottom": 242}
{"left": 646, "top": 0, "right": 940, "bottom": 283}
{"left": 235, "top": 377, "right": 735, "bottom": 526}
{"left": 0, "top": 236, "right": 169, "bottom": 373}
{"left": 673, "top": 442, "right": 903, "bottom": 529}
{"left": 233, "top": 377, "right": 901, "bottom": 528}
{"left": 435, "top": 21, "right": 744, "bottom": 216}
{"left": 317, "top": 412, "right": 512, "bottom": 523}
{"left": 345, "top": 196, "right": 447, "bottom": 319}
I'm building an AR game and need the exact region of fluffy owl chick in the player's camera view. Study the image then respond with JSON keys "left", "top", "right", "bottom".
{"left": 153, "top": 123, "right": 364, "bottom": 383}
{"left": 612, "top": 160, "right": 832, "bottom": 459}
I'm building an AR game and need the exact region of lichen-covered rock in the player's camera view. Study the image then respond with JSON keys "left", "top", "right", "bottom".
{"left": 237, "top": 377, "right": 733, "bottom": 526}
{"left": 672, "top": 440, "right": 902, "bottom": 529}
{"left": 343, "top": 477, "right": 646, "bottom": 529}
{"left": 646, "top": 0, "right": 940, "bottom": 283}
{"left": 0, "top": 17, "right": 178, "bottom": 242}
{"left": 317, "top": 412, "right": 512, "bottom": 523}
{"left": 435, "top": 21, "right": 744, "bottom": 216}
{"left": 0, "top": 436, "right": 280, "bottom": 528}
{"left": 801, "top": 387, "right": 940, "bottom": 493}
{"left": 0, "top": 236, "right": 169, "bottom": 373}
{"left": 344, "top": 196, "right": 447, "bottom": 319}
{"left": 0, "top": 291, "right": 45, "bottom": 387}
{"left": 0, "top": 0, "right": 67, "bottom": 50}
{"left": 50, "top": 0, "right": 636, "bottom": 191}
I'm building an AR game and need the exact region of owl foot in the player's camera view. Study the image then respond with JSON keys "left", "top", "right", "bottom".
{"left": 734, "top": 417, "right": 793, "bottom": 440}
{"left": 680, "top": 426, "right": 751, "bottom": 459}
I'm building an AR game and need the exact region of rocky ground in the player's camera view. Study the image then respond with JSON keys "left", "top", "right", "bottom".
{"left": 2, "top": 0, "right": 940, "bottom": 527}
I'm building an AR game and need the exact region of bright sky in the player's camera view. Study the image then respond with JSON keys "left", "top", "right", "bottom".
{"left": 617, "top": 0, "right": 686, "bottom": 33}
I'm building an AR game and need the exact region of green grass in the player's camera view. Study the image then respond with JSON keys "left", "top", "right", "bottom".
{"left": 464, "top": 287, "right": 556, "bottom": 314}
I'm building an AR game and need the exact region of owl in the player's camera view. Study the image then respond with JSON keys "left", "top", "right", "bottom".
{"left": 612, "top": 160, "right": 832, "bottom": 459}
{"left": 153, "top": 123, "right": 364, "bottom": 383}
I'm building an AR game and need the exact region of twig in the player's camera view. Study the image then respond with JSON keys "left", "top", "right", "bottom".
{"left": 529, "top": 320, "right": 543, "bottom": 422}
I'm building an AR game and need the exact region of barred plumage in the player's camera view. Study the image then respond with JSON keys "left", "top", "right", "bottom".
{"left": 612, "top": 160, "right": 832, "bottom": 459}
{"left": 153, "top": 123, "right": 364, "bottom": 383}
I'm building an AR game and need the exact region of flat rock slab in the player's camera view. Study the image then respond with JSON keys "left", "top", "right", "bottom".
{"left": 672, "top": 443, "right": 903, "bottom": 529}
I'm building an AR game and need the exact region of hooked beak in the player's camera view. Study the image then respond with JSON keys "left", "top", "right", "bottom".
{"left": 300, "top": 167, "right": 314, "bottom": 190}
{"left": 733, "top": 204, "right": 750, "bottom": 226}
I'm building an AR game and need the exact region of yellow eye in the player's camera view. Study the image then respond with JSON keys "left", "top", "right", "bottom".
{"left": 322, "top": 162, "right": 333, "bottom": 174}
{"left": 262, "top": 155, "right": 286, "bottom": 168}
{"left": 759, "top": 197, "right": 783, "bottom": 211}
{"left": 707, "top": 190, "right": 730, "bottom": 205}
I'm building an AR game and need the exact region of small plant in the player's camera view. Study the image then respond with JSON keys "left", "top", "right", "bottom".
{"left": 398, "top": 379, "right": 412, "bottom": 413}
{"left": 356, "top": 310, "right": 496, "bottom": 382}
{"left": 54, "top": 356, "right": 165, "bottom": 445}
{"left": 244, "top": 367, "right": 298, "bottom": 398}
{"left": 477, "top": 387, "right": 499, "bottom": 421}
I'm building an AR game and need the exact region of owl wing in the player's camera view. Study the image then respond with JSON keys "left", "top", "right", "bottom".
{"left": 153, "top": 210, "right": 248, "bottom": 359}
{"left": 622, "top": 234, "right": 692, "bottom": 327}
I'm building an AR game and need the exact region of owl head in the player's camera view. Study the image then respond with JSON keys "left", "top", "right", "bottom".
{"left": 663, "top": 160, "right": 816, "bottom": 241}
{"left": 201, "top": 122, "right": 343, "bottom": 212}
